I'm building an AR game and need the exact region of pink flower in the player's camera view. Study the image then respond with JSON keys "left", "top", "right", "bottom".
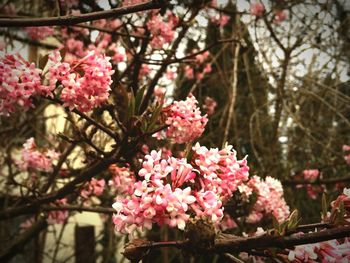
{"left": 203, "top": 96, "right": 217, "bottom": 115}
{"left": 81, "top": 178, "right": 105, "bottom": 199}
{"left": 303, "top": 169, "right": 319, "bottom": 181}
{"left": 247, "top": 176, "right": 290, "bottom": 223}
{"left": 112, "top": 143, "right": 250, "bottom": 236}
{"left": 65, "top": 38, "right": 85, "bottom": 58}
{"left": 274, "top": 10, "right": 287, "bottom": 24}
{"left": 220, "top": 214, "right": 237, "bottom": 231}
{"left": 331, "top": 188, "right": 350, "bottom": 220}
{"left": 159, "top": 95, "right": 208, "bottom": 144}
{"left": 204, "top": 63, "right": 212, "bottom": 74}
{"left": 192, "top": 143, "right": 250, "bottom": 201}
{"left": 219, "top": 15, "right": 230, "bottom": 27}
{"left": 154, "top": 86, "right": 166, "bottom": 103}
{"left": 288, "top": 242, "right": 318, "bottom": 262}
{"left": 343, "top": 145, "right": 350, "bottom": 152}
{"left": 139, "top": 64, "right": 151, "bottom": 78}
{"left": 166, "top": 69, "right": 176, "bottom": 80}
{"left": 345, "top": 154, "right": 350, "bottom": 166}
{"left": 16, "top": 138, "right": 60, "bottom": 172}
{"left": 109, "top": 164, "right": 136, "bottom": 195}
{"left": 24, "top": 26, "right": 54, "bottom": 40}
{"left": 211, "top": 15, "right": 230, "bottom": 28}
{"left": 0, "top": 52, "right": 53, "bottom": 115}
{"left": 20, "top": 217, "right": 35, "bottom": 232}
{"left": 250, "top": 3, "right": 265, "bottom": 17}
{"left": 47, "top": 50, "right": 114, "bottom": 112}
{"left": 47, "top": 198, "right": 69, "bottom": 224}
{"left": 288, "top": 237, "right": 350, "bottom": 262}
{"left": 184, "top": 66, "right": 194, "bottom": 79}
{"left": 147, "top": 12, "right": 176, "bottom": 49}
{"left": 195, "top": 51, "right": 210, "bottom": 64}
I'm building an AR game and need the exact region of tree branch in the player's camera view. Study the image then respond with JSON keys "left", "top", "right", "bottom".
{"left": 283, "top": 176, "right": 350, "bottom": 186}
{"left": 213, "top": 225, "right": 350, "bottom": 253}
{"left": 0, "top": 1, "right": 164, "bottom": 27}
{"left": 130, "top": 225, "right": 350, "bottom": 256}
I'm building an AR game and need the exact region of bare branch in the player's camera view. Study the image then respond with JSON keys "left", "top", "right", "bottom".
{"left": 0, "top": 1, "right": 164, "bottom": 27}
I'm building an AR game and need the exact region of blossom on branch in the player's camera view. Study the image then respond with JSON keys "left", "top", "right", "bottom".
{"left": 47, "top": 198, "right": 69, "bottom": 224}
{"left": 0, "top": 52, "right": 53, "bottom": 115}
{"left": 15, "top": 137, "right": 60, "bottom": 173}
{"left": 112, "top": 143, "right": 250, "bottom": 235}
{"left": 24, "top": 26, "right": 54, "bottom": 40}
{"left": 46, "top": 50, "right": 114, "bottom": 112}
{"left": 288, "top": 237, "right": 350, "bottom": 262}
{"left": 80, "top": 178, "right": 106, "bottom": 199}
{"left": 158, "top": 95, "right": 208, "bottom": 144}
{"left": 250, "top": 2, "right": 265, "bottom": 17}
{"left": 247, "top": 176, "right": 290, "bottom": 223}
{"left": 147, "top": 11, "right": 177, "bottom": 49}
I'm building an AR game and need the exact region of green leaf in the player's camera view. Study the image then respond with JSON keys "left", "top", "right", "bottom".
{"left": 135, "top": 86, "right": 146, "bottom": 114}
{"left": 148, "top": 104, "right": 163, "bottom": 131}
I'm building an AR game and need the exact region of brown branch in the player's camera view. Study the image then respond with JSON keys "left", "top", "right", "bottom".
{"left": 0, "top": 31, "right": 58, "bottom": 49}
{"left": 0, "top": 155, "right": 117, "bottom": 220}
{"left": 72, "top": 24, "right": 147, "bottom": 39}
{"left": 42, "top": 205, "right": 115, "bottom": 214}
{"left": 283, "top": 176, "right": 350, "bottom": 186}
{"left": 131, "top": 225, "right": 350, "bottom": 256}
{"left": 213, "top": 225, "right": 350, "bottom": 253}
{"left": 0, "top": 1, "right": 163, "bottom": 27}
{"left": 46, "top": 97, "right": 120, "bottom": 143}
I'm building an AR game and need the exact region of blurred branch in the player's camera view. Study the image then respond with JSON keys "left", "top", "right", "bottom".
{"left": 222, "top": 41, "right": 240, "bottom": 146}
{"left": 283, "top": 176, "right": 350, "bottom": 186}
{"left": 0, "top": 31, "right": 57, "bottom": 49}
{"left": 0, "top": 0, "right": 164, "bottom": 27}
{"left": 42, "top": 205, "right": 115, "bottom": 214}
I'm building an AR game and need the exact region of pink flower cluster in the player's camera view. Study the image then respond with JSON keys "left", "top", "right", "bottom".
{"left": 274, "top": 10, "right": 287, "bottom": 24}
{"left": 303, "top": 169, "right": 319, "bottom": 181}
{"left": 297, "top": 169, "right": 323, "bottom": 200}
{"left": 192, "top": 142, "right": 249, "bottom": 201}
{"left": 45, "top": 50, "right": 114, "bottom": 112}
{"left": 47, "top": 198, "right": 69, "bottom": 224}
{"left": 112, "top": 144, "right": 249, "bottom": 235}
{"left": 331, "top": 188, "right": 350, "bottom": 221}
{"left": 203, "top": 96, "right": 217, "bottom": 115}
{"left": 246, "top": 176, "right": 290, "bottom": 223}
{"left": 146, "top": 12, "right": 177, "bottom": 49}
{"left": 0, "top": 52, "right": 53, "bottom": 115}
{"left": 160, "top": 95, "right": 208, "bottom": 144}
{"left": 16, "top": 138, "right": 60, "bottom": 173}
{"left": 24, "top": 26, "right": 54, "bottom": 40}
{"left": 210, "top": 14, "right": 230, "bottom": 28}
{"left": 108, "top": 164, "right": 136, "bottom": 195}
{"left": 250, "top": 2, "right": 265, "bottom": 17}
{"left": 80, "top": 178, "right": 105, "bottom": 199}
{"left": 184, "top": 50, "right": 212, "bottom": 81}
{"left": 288, "top": 238, "right": 350, "bottom": 262}
{"left": 343, "top": 145, "right": 350, "bottom": 165}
